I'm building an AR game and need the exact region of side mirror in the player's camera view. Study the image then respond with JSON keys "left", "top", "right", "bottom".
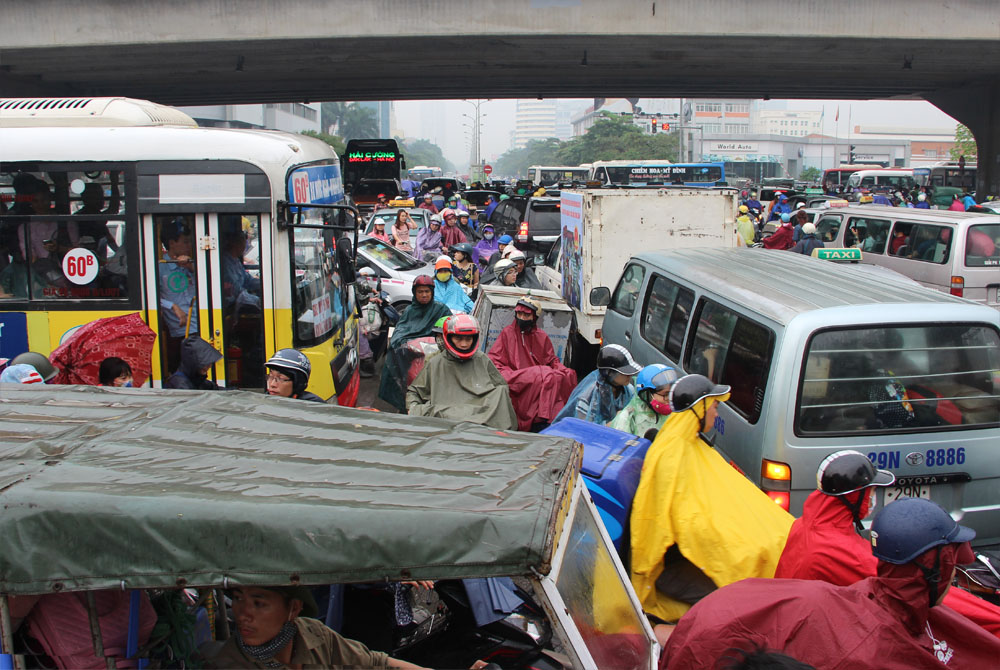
{"left": 533, "top": 253, "right": 545, "bottom": 266}
{"left": 589, "top": 287, "right": 611, "bottom": 307}
{"left": 337, "top": 237, "right": 357, "bottom": 284}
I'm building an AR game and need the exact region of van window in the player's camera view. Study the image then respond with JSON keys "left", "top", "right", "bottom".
{"left": 887, "top": 222, "right": 952, "bottom": 262}
{"left": 641, "top": 274, "right": 694, "bottom": 361}
{"left": 846, "top": 217, "right": 890, "bottom": 254}
{"left": 797, "top": 324, "right": 1000, "bottom": 435}
{"left": 815, "top": 214, "right": 843, "bottom": 243}
{"left": 685, "top": 299, "right": 774, "bottom": 423}
{"left": 965, "top": 224, "right": 1000, "bottom": 267}
{"left": 609, "top": 263, "right": 645, "bottom": 317}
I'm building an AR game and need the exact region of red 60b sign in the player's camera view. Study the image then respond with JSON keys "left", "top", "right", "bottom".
{"left": 62, "top": 248, "right": 99, "bottom": 285}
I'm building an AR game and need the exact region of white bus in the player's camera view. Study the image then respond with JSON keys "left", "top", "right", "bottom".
{"left": 526, "top": 165, "right": 590, "bottom": 187}
{"left": 589, "top": 160, "right": 726, "bottom": 186}
{"left": 0, "top": 97, "right": 361, "bottom": 403}
{"left": 913, "top": 161, "right": 977, "bottom": 191}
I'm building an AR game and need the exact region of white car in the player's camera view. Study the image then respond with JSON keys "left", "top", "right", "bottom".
{"left": 355, "top": 235, "right": 431, "bottom": 312}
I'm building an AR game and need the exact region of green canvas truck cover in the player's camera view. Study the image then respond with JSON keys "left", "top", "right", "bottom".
{"left": 0, "top": 385, "right": 579, "bottom": 595}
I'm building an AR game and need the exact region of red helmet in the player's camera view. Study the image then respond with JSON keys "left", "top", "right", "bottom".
{"left": 442, "top": 314, "right": 480, "bottom": 360}
{"left": 412, "top": 274, "right": 435, "bottom": 299}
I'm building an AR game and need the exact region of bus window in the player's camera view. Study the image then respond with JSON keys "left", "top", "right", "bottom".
{"left": 219, "top": 214, "right": 265, "bottom": 389}
{"left": 155, "top": 215, "right": 198, "bottom": 376}
{"left": 290, "top": 225, "right": 345, "bottom": 348}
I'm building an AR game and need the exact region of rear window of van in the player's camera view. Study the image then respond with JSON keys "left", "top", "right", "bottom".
{"left": 797, "top": 324, "right": 1000, "bottom": 435}
{"left": 965, "top": 224, "right": 1000, "bottom": 267}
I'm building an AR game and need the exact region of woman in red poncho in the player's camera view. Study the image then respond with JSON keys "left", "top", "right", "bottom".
{"left": 487, "top": 298, "right": 576, "bottom": 431}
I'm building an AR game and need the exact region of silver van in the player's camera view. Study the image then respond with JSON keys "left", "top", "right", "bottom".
{"left": 595, "top": 248, "right": 1000, "bottom": 547}
{"left": 846, "top": 169, "right": 916, "bottom": 193}
{"left": 812, "top": 205, "right": 1000, "bottom": 310}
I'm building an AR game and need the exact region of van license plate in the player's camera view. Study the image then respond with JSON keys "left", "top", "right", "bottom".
{"left": 884, "top": 484, "right": 931, "bottom": 503}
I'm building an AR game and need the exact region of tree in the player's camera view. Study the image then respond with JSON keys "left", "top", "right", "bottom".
{"left": 799, "top": 166, "right": 821, "bottom": 183}
{"left": 300, "top": 130, "right": 345, "bottom": 155}
{"left": 397, "top": 137, "right": 454, "bottom": 174}
{"left": 493, "top": 138, "right": 563, "bottom": 177}
{"left": 338, "top": 103, "right": 379, "bottom": 140}
{"left": 950, "top": 124, "right": 977, "bottom": 161}
{"left": 320, "top": 102, "right": 348, "bottom": 135}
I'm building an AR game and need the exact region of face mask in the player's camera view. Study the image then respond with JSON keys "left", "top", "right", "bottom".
{"left": 484, "top": 232, "right": 494, "bottom": 240}
{"left": 436, "top": 271, "right": 452, "bottom": 282}
{"left": 517, "top": 318, "right": 534, "bottom": 332}
{"left": 650, "top": 398, "right": 672, "bottom": 416}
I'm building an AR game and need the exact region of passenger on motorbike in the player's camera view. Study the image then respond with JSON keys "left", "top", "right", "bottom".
{"left": 265, "top": 349, "right": 324, "bottom": 402}
{"left": 507, "top": 249, "right": 541, "bottom": 290}
{"left": 489, "top": 259, "right": 518, "bottom": 286}
{"left": 450, "top": 243, "right": 480, "bottom": 291}
{"left": 735, "top": 205, "right": 756, "bottom": 247}
{"left": 432, "top": 256, "right": 474, "bottom": 313}
{"left": 609, "top": 363, "right": 678, "bottom": 438}
{"left": 553, "top": 344, "right": 640, "bottom": 426}
{"left": 762, "top": 212, "right": 795, "bottom": 250}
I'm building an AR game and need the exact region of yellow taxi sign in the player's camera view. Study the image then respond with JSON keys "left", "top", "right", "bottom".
{"left": 388, "top": 197, "right": 414, "bottom": 207}
{"left": 828, "top": 199, "right": 850, "bottom": 208}
{"left": 813, "top": 247, "right": 862, "bottom": 262}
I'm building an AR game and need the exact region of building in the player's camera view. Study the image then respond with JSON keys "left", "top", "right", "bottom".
{"left": 753, "top": 110, "right": 822, "bottom": 137}
{"left": 848, "top": 125, "right": 958, "bottom": 166}
{"left": 177, "top": 103, "right": 321, "bottom": 133}
{"left": 687, "top": 99, "right": 754, "bottom": 135}
{"left": 514, "top": 99, "right": 558, "bottom": 148}
{"left": 358, "top": 101, "right": 392, "bottom": 137}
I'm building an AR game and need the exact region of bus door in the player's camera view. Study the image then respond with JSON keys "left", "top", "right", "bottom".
{"left": 146, "top": 211, "right": 267, "bottom": 389}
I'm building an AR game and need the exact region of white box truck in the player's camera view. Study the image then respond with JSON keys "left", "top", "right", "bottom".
{"left": 534, "top": 187, "right": 739, "bottom": 368}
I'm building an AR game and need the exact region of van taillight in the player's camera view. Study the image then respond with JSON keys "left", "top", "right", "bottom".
{"left": 950, "top": 276, "right": 965, "bottom": 297}
{"left": 761, "top": 459, "right": 791, "bottom": 511}
{"left": 517, "top": 221, "right": 529, "bottom": 242}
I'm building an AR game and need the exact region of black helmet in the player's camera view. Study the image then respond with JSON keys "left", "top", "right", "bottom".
{"left": 11, "top": 351, "right": 57, "bottom": 382}
{"left": 668, "top": 374, "right": 730, "bottom": 413}
{"left": 597, "top": 344, "right": 642, "bottom": 376}
{"left": 870, "top": 498, "right": 975, "bottom": 565}
{"left": 266, "top": 348, "right": 311, "bottom": 396}
{"left": 412, "top": 274, "right": 435, "bottom": 298}
{"left": 451, "top": 242, "right": 475, "bottom": 259}
{"left": 817, "top": 450, "right": 895, "bottom": 496}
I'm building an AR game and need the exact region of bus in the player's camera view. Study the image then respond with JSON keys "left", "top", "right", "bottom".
{"left": 340, "top": 138, "right": 405, "bottom": 191}
{"left": 407, "top": 165, "right": 443, "bottom": 181}
{"left": 822, "top": 164, "right": 875, "bottom": 193}
{"left": 526, "top": 165, "right": 590, "bottom": 187}
{"left": 589, "top": 160, "right": 726, "bottom": 186}
{"left": 0, "top": 97, "right": 361, "bottom": 404}
{"left": 913, "top": 161, "right": 977, "bottom": 191}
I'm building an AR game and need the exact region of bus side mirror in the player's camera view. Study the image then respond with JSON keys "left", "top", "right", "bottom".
{"left": 590, "top": 287, "right": 611, "bottom": 307}
{"left": 337, "top": 238, "right": 357, "bottom": 284}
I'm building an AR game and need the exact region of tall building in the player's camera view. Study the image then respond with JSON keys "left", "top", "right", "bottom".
{"left": 514, "top": 99, "right": 558, "bottom": 148}
{"left": 177, "top": 103, "right": 320, "bottom": 133}
{"left": 753, "top": 109, "right": 822, "bottom": 137}
{"left": 686, "top": 98, "right": 754, "bottom": 135}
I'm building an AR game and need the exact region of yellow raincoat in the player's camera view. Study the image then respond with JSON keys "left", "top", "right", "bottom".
{"left": 629, "top": 393, "right": 794, "bottom": 622}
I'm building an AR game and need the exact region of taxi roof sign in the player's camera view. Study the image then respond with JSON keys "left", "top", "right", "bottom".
{"left": 813, "top": 247, "right": 862, "bottom": 262}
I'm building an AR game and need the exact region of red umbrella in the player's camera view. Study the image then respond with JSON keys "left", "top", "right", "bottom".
{"left": 50, "top": 312, "right": 157, "bottom": 386}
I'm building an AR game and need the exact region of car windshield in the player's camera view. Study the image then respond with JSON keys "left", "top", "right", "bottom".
{"left": 965, "top": 224, "right": 1000, "bottom": 267}
{"left": 358, "top": 237, "right": 423, "bottom": 271}
{"left": 797, "top": 324, "right": 1000, "bottom": 434}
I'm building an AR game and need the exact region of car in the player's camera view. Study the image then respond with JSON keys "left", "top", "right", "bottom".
{"left": 355, "top": 234, "right": 430, "bottom": 312}
{"left": 419, "top": 177, "right": 464, "bottom": 197}
{"left": 487, "top": 195, "right": 561, "bottom": 256}
{"left": 364, "top": 207, "right": 430, "bottom": 249}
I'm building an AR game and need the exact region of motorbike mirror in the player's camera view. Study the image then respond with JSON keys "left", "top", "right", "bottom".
{"left": 589, "top": 286, "right": 611, "bottom": 307}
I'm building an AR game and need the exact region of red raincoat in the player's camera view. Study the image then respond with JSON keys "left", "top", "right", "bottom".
{"left": 762, "top": 224, "right": 795, "bottom": 250}
{"left": 487, "top": 321, "right": 576, "bottom": 431}
{"left": 776, "top": 489, "right": 1000, "bottom": 638}
{"left": 663, "top": 551, "right": 1000, "bottom": 669}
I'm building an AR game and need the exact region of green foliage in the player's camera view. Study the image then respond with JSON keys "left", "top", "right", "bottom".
{"left": 320, "top": 102, "right": 348, "bottom": 134}
{"left": 950, "top": 124, "right": 977, "bottom": 161}
{"left": 799, "top": 166, "right": 821, "bottom": 182}
{"left": 301, "top": 130, "right": 345, "bottom": 155}
{"left": 318, "top": 101, "right": 379, "bottom": 139}
{"left": 398, "top": 137, "right": 454, "bottom": 174}
{"left": 494, "top": 114, "right": 680, "bottom": 177}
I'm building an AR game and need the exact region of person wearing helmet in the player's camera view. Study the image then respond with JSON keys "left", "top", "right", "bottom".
{"left": 456, "top": 210, "right": 475, "bottom": 240}
{"left": 553, "top": 344, "right": 640, "bottom": 426}
{"left": 767, "top": 193, "right": 791, "bottom": 222}
{"left": 488, "top": 298, "right": 577, "bottom": 431}
{"left": 609, "top": 363, "right": 678, "bottom": 438}
{"left": 629, "top": 373, "right": 794, "bottom": 624}
{"left": 761, "top": 211, "right": 795, "bottom": 250}
{"left": 370, "top": 217, "right": 391, "bottom": 243}
{"left": 473, "top": 223, "right": 498, "bottom": 269}
{"left": 263, "top": 349, "right": 323, "bottom": 402}
{"left": 432, "top": 256, "right": 473, "bottom": 313}
{"left": 489, "top": 259, "right": 518, "bottom": 286}
{"left": 744, "top": 190, "right": 763, "bottom": 217}
{"left": 735, "top": 205, "right": 755, "bottom": 247}
{"left": 450, "top": 243, "right": 479, "bottom": 291}
{"left": 417, "top": 193, "right": 439, "bottom": 214}
{"left": 789, "top": 222, "right": 824, "bottom": 255}
{"left": 661, "top": 497, "right": 1000, "bottom": 668}
{"left": 439, "top": 209, "right": 467, "bottom": 247}
{"left": 506, "top": 249, "right": 541, "bottom": 290}
{"left": 373, "top": 193, "right": 390, "bottom": 212}
{"left": 430, "top": 315, "right": 448, "bottom": 351}
{"left": 10, "top": 351, "right": 57, "bottom": 382}
{"left": 914, "top": 191, "right": 931, "bottom": 209}
{"left": 406, "top": 314, "right": 517, "bottom": 430}
{"left": 0, "top": 364, "right": 45, "bottom": 384}
{"left": 485, "top": 234, "right": 518, "bottom": 269}
{"left": 775, "top": 451, "right": 1000, "bottom": 638}
{"left": 414, "top": 214, "right": 444, "bottom": 262}
{"left": 378, "top": 275, "right": 452, "bottom": 411}
{"left": 165, "top": 335, "right": 222, "bottom": 390}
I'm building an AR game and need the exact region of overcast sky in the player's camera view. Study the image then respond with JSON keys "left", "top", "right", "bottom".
{"left": 392, "top": 98, "right": 959, "bottom": 170}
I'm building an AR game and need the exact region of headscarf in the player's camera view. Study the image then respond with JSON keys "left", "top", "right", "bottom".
{"left": 473, "top": 225, "right": 499, "bottom": 266}
{"left": 415, "top": 223, "right": 442, "bottom": 259}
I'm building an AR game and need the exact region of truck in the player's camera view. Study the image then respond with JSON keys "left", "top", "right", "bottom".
{"left": 533, "top": 187, "right": 739, "bottom": 370}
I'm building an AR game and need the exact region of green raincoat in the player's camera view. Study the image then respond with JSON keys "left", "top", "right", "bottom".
{"left": 608, "top": 393, "right": 666, "bottom": 437}
{"left": 406, "top": 351, "right": 518, "bottom": 430}
{"left": 378, "top": 298, "right": 453, "bottom": 410}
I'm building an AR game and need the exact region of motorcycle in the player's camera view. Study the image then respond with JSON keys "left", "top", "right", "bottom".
{"left": 357, "top": 268, "right": 399, "bottom": 372}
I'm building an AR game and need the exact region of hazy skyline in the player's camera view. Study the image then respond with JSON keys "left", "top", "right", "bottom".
{"left": 392, "top": 98, "right": 960, "bottom": 171}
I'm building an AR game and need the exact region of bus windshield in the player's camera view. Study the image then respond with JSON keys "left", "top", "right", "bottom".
{"left": 535, "top": 168, "right": 589, "bottom": 186}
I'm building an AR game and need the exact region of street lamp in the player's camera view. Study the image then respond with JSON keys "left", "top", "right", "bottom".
{"left": 462, "top": 99, "right": 488, "bottom": 179}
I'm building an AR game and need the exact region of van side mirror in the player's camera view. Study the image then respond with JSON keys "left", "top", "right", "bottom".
{"left": 337, "top": 237, "right": 357, "bottom": 284}
{"left": 590, "top": 287, "right": 611, "bottom": 307}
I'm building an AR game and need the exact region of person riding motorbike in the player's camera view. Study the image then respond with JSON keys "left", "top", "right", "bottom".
{"left": 609, "top": 363, "right": 678, "bottom": 438}
{"left": 265, "top": 349, "right": 324, "bottom": 402}
{"left": 450, "top": 242, "right": 479, "bottom": 291}
{"left": 432, "top": 256, "right": 474, "bottom": 313}
{"left": 762, "top": 212, "right": 795, "bottom": 250}
{"left": 406, "top": 315, "right": 517, "bottom": 430}
{"left": 506, "top": 249, "right": 541, "bottom": 289}
{"left": 473, "top": 224, "right": 499, "bottom": 268}
{"left": 489, "top": 259, "right": 518, "bottom": 286}
{"left": 767, "top": 193, "right": 792, "bottom": 222}
{"left": 553, "top": 344, "right": 640, "bottom": 426}
{"left": 735, "top": 205, "right": 756, "bottom": 247}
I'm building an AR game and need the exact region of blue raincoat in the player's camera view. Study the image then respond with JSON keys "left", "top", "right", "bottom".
{"left": 552, "top": 369, "right": 635, "bottom": 426}
{"left": 433, "top": 278, "right": 474, "bottom": 313}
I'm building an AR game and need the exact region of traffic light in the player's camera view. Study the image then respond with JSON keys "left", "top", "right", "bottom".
{"left": 849, "top": 145, "right": 856, "bottom": 163}
{"left": 651, "top": 119, "right": 658, "bottom": 133}
{"left": 664, "top": 123, "right": 671, "bottom": 131}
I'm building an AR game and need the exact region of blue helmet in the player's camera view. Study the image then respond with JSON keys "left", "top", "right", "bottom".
{"left": 780, "top": 212, "right": 792, "bottom": 223}
{"left": 498, "top": 234, "right": 513, "bottom": 245}
{"left": 870, "top": 498, "right": 975, "bottom": 565}
{"left": 635, "top": 364, "right": 679, "bottom": 394}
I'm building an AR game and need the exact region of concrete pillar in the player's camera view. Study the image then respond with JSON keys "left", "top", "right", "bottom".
{"left": 926, "top": 82, "right": 1000, "bottom": 198}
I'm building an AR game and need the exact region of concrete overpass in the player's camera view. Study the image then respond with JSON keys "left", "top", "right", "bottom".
{"left": 2, "top": 0, "right": 999, "bottom": 194}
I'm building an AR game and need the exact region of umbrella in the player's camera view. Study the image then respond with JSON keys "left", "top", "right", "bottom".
{"left": 50, "top": 312, "right": 157, "bottom": 386}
